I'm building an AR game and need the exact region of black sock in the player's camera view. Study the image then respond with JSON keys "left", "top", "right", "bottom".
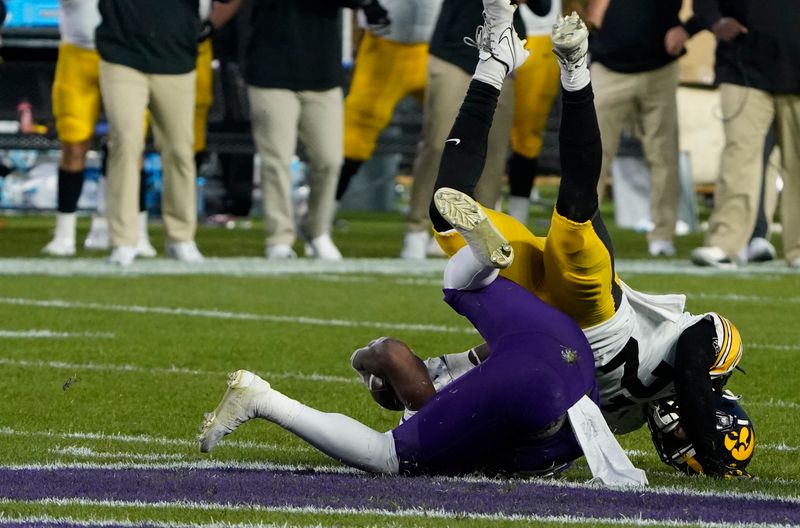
{"left": 139, "top": 169, "right": 148, "bottom": 212}
{"left": 336, "top": 158, "right": 363, "bottom": 201}
{"left": 555, "top": 84, "right": 602, "bottom": 223}
{"left": 57, "top": 168, "right": 85, "bottom": 213}
{"left": 508, "top": 153, "right": 538, "bottom": 198}
{"left": 430, "top": 80, "right": 500, "bottom": 233}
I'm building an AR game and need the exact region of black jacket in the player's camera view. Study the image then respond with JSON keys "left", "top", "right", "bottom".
{"left": 245, "top": 0, "right": 365, "bottom": 91}
{"left": 590, "top": 0, "right": 703, "bottom": 74}
{"left": 96, "top": 0, "right": 204, "bottom": 74}
{"left": 693, "top": 0, "right": 800, "bottom": 94}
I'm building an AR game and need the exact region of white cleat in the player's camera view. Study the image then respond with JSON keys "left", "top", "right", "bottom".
{"left": 136, "top": 238, "right": 158, "bottom": 258}
{"left": 465, "top": 0, "right": 529, "bottom": 76}
{"left": 551, "top": 12, "right": 589, "bottom": 70}
{"left": 198, "top": 369, "right": 272, "bottom": 453}
{"left": 434, "top": 187, "right": 513, "bottom": 269}
{"left": 304, "top": 233, "right": 343, "bottom": 261}
{"left": 108, "top": 245, "right": 137, "bottom": 266}
{"left": 42, "top": 237, "right": 76, "bottom": 257}
{"left": 84, "top": 217, "right": 111, "bottom": 251}
{"left": 265, "top": 244, "right": 297, "bottom": 260}
{"left": 166, "top": 240, "right": 204, "bottom": 263}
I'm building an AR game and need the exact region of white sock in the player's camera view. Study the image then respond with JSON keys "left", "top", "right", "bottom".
{"left": 258, "top": 389, "right": 399, "bottom": 474}
{"left": 138, "top": 211, "right": 150, "bottom": 241}
{"left": 473, "top": 58, "right": 507, "bottom": 91}
{"left": 506, "top": 195, "right": 530, "bottom": 226}
{"left": 96, "top": 176, "right": 107, "bottom": 216}
{"left": 443, "top": 246, "right": 499, "bottom": 291}
{"left": 54, "top": 213, "right": 77, "bottom": 242}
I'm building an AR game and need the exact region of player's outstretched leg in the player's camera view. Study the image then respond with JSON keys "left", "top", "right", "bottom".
{"left": 428, "top": 0, "right": 528, "bottom": 234}
{"left": 198, "top": 369, "right": 399, "bottom": 473}
{"left": 434, "top": 188, "right": 513, "bottom": 268}
{"left": 551, "top": 13, "right": 604, "bottom": 225}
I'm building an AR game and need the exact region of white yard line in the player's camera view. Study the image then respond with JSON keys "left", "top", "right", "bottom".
{"left": 3, "top": 356, "right": 798, "bottom": 415}
{"left": 0, "top": 497, "right": 796, "bottom": 528}
{"left": 0, "top": 427, "right": 313, "bottom": 455}
{"left": 0, "top": 513, "right": 315, "bottom": 528}
{"left": 0, "top": 257, "right": 796, "bottom": 277}
{"left": 0, "top": 297, "right": 475, "bottom": 335}
{"left": 0, "top": 329, "right": 114, "bottom": 339}
{"left": 0, "top": 357, "right": 358, "bottom": 385}
{"left": 49, "top": 446, "right": 189, "bottom": 462}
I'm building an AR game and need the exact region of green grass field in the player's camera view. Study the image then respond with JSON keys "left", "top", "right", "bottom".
{"left": 0, "top": 206, "right": 799, "bottom": 527}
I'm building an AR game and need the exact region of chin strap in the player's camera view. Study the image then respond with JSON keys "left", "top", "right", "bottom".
{"left": 567, "top": 395, "right": 649, "bottom": 487}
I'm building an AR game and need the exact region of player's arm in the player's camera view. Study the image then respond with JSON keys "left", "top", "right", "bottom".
{"left": 672, "top": 319, "right": 731, "bottom": 476}
{"left": 351, "top": 338, "right": 435, "bottom": 411}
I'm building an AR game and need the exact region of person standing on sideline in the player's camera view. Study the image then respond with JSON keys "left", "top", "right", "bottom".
{"left": 587, "top": 0, "right": 703, "bottom": 257}
{"left": 43, "top": 0, "right": 156, "bottom": 258}
{"left": 245, "top": 0, "right": 386, "bottom": 260}
{"left": 334, "top": 0, "right": 443, "bottom": 206}
{"left": 96, "top": 0, "right": 226, "bottom": 265}
{"left": 690, "top": 0, "right": 800, "bottom": 269}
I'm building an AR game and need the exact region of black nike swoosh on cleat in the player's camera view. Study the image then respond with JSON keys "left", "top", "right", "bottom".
{"left": 496, "top": 27, "right": 516, "bottom": 75}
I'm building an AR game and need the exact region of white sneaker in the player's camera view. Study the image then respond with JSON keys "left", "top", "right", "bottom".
{"left": 648, "top": 239, "right": 676, "bottom": 257}
{"left": 198, "top": 370, "right": 272, "bottom": 453}
{"left": 400, "top": 230, "right": 429, "bottom": 260}
{"left": 136, "top": 211, "right": 157, "bottom": 257}
{"left": 746, "top": 237, "right": 776, "bottom": 263}
{"left": 551, "top": 12, "right": 590, "bottom": 90}
{"left": 166, "top": 240, "right": 204, "bottom": 263}
{"left": 42, "top": 213, "right": 77, "bottom": 256}
{"left": 136, "top": 238, "right": 158, "bottom": 258}
{"left": 690, "top": 246, "right": 736, "bottom": 268}
{"left": 108, "top": 245, "right": 137, "bottom": 266}
{"left": 434, "top": 187, "right": 513, "bottom": 269}
{"left": 83, "top": 216, "right": 110, "bottom": 251}
{"left": 790, "top": 257, "right": 800, "bottom": 270}
{"left": 266, "top": 244, "right": 297, "bottom": 260}
{"left": 304, "top": 233, "right": 343, "bottom": 261}
{"left": 464, "top": 0, "right": 529, "bottom": 77}
{"left": 42, "top": 237, "right": 76, "bottom": 257}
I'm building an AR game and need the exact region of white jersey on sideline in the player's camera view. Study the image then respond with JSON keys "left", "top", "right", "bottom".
{"left": 585, "top": 281, "right": 709, "bottom": 434}
{"left": 358, "top": 0, "right": 444, "bottom": 44}
{"left": 519, "top": 0, "right": 561, "bottom": 37}
{"left": 59, "top": 0, "right": 101, "bottom": 50}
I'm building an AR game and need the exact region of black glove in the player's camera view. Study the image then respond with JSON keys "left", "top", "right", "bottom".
{"left": 198, "top": 19, "right": 215, "bottom": 43}
{"left": 362, "top": 0, "right": 390, "bottom": 33}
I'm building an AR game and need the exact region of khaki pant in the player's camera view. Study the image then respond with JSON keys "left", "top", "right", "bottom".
{"left": 592, "top": 61, "right": 680, "bottom": 243}
{"left": 248, "top": 86, "right": 343, "bottom": 246}
{"left": 407, "top": 55, "right": 514, "bottom": 232}
{"left": 706, "top": 84, "right": 800, "bottom": 263}
{"left": 99, "top": 60, "right": 197, "bottom": 246}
